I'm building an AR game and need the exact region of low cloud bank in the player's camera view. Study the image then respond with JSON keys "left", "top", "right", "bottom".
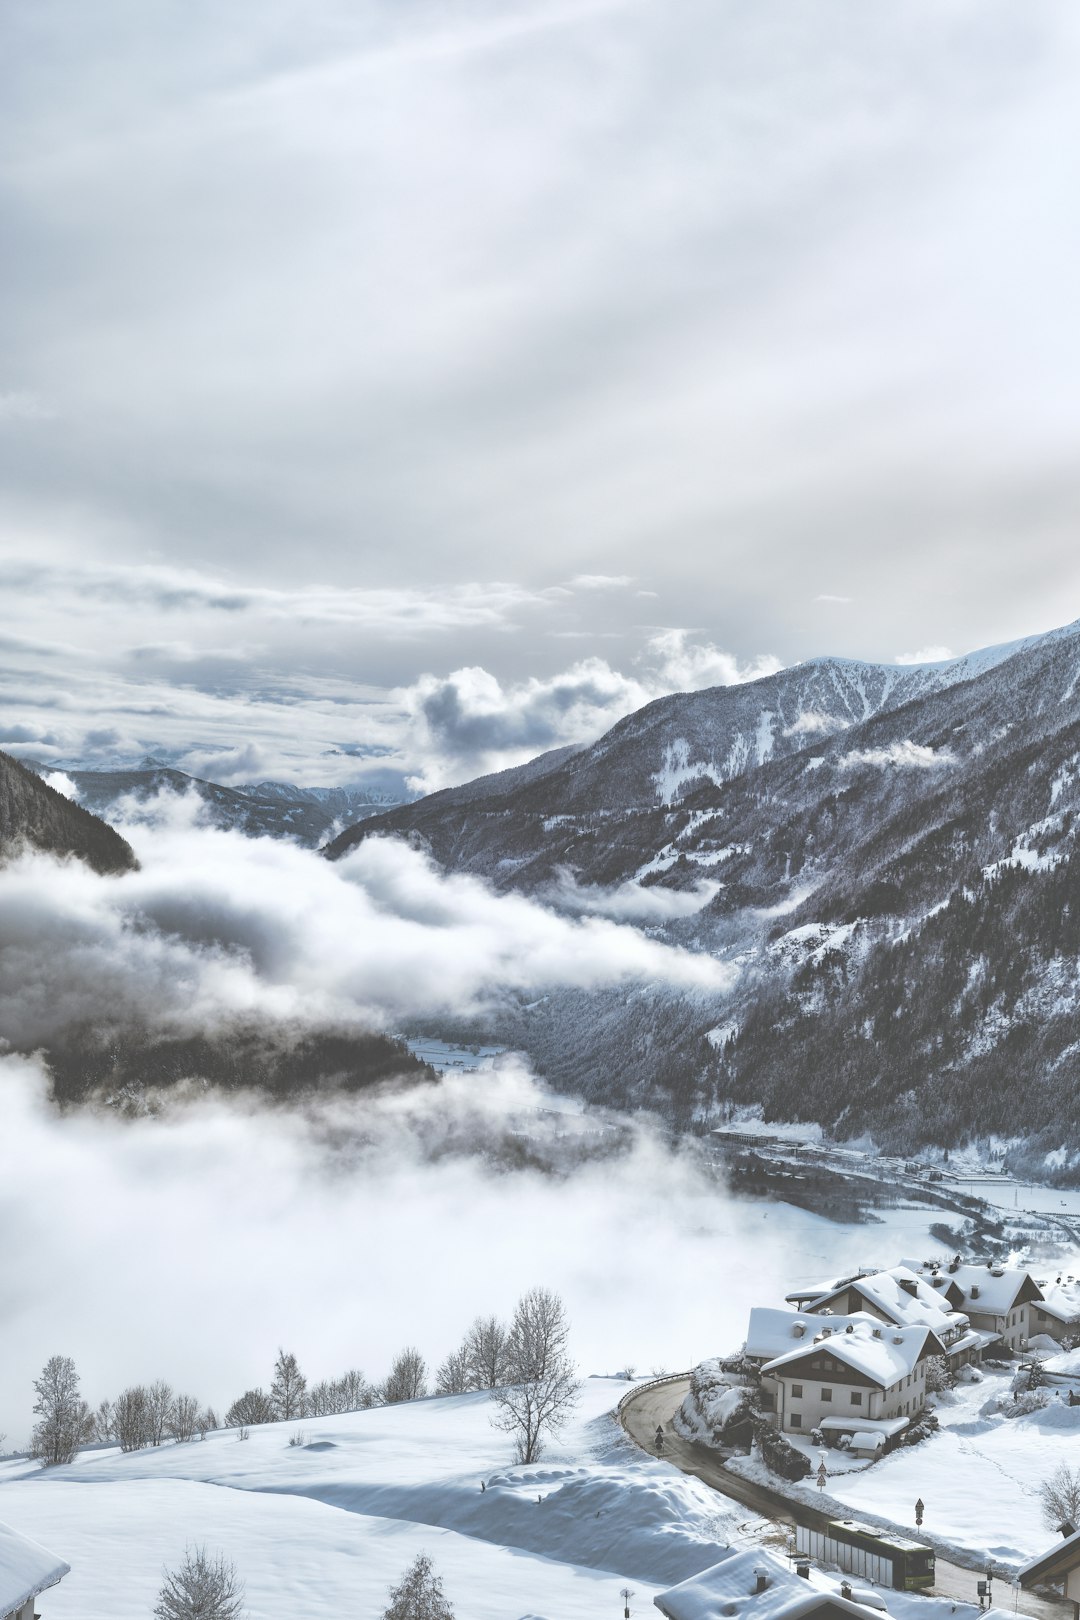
{"left": 0, "top": 1052, "right": 915, "bottom": 1443}
{"left": 837, "top": 740, "right": 957, "bottom": 771}
{"left": 0, "top": 796, "right": 733, "bottom": 1056}
{"left": 540, "top": 869, "right": 720, "bottom": 923}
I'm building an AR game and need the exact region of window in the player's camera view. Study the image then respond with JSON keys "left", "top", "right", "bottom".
{"left": 791, "top": 1384, "right": 803, "bottom": 1398}
{"left": 851, "top": 1391, "right": 863, "bottom": 1406}
{"left": 790, "top": 1414, "right": 802, "bottom": 1428}
{"left": 821, "top": 1388, "right": 832, "bottom": 1401}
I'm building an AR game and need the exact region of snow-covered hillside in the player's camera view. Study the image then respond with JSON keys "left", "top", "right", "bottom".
{"left": 324, "top": 619, "right": 1080, "bottom": 1165}
{"left": 0, "top": 1381, "right": 762, "bottom": 1619}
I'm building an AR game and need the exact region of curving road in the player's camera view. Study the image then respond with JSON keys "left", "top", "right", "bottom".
{"left": 619, "top": 1379, "right": 1066, "bottom": 1620}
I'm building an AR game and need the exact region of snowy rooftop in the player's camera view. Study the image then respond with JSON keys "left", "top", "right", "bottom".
{"left": 900, "top": 1260, "right": 1043, "bottom": 1316}
{"left": 654, "top": 1547, "right": 887, "bottom": 1620}
{"left": 761, "top": 1312, "right": 939, "bottom": 1386}
{"left": 1017, "top": 1526, "right": 1080, "bottom": 1586}
{"left": 1034, "top": 1275, "right": 1080, "bottom": 1325}
{"left": 0, "top": 1518, "right": 69, "bottom": 1612}
{"left": 746, "top": 1308, "right": 826, "bottom": 1361}
{"left": 822, "top": 1268, "right": 966, "bottom": 1331}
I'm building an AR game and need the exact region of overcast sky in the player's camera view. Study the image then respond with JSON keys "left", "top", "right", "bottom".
{"left": 2, "top": 1, "right": 1079, "bottom": 790}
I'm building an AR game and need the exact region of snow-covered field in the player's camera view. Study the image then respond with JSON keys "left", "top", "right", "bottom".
{"left": 0, "top": 1380, "right": 766, "bottom": 1619}
{"left": 826, "top": 1370, "right": 1080, "bottom": 1567}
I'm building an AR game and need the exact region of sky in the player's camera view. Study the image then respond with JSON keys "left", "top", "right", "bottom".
{"left": 2, "top": 0, "right": 1080, "bottom": 792}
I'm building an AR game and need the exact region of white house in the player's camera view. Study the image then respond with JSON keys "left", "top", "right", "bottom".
{"left": 748, "top": 1308, "right": 944, "bottom": 1443}
{"left": 0, "top": 1520, "right": 69, "bottom": 1620}
{"left": 900, "top": 1258, "right": 1045, "bottom": 1352}
{"left": 1030, "top": 1275, "right": 1080, "bottom": 1344}
{"left": 791, "top": 1266, "right": 988, "bottom": 1370}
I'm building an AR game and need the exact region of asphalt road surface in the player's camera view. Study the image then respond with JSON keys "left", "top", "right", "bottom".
{"left": 619, "top": 1378, "right": 1067, "bottom": 1620}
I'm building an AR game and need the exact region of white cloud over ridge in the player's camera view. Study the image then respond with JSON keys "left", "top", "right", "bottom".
{"left": 0, "top": 796, "right": 733, "bottom": 1055}
{"left": 837, "top": 740, "right": 957, "bottom": 771}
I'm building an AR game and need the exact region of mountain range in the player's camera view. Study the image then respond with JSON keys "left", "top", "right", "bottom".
{"left": 327, "top": 619, "right": 1080, "bottom": 1176}
{"left": 21, "top": 760, "right": 404, "bottom": 846}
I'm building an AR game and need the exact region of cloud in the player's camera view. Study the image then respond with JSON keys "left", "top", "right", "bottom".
{"left": 836, "top": 740, "right": 957, "bottom": 770}
{"left": 782, "top": 711, "right": 847, "bottom": 738}
{"left": 0, "top": 1044, "right": 905, "bottom": 1445}
{"left": 568, "top": 574, "right": 634, "bottom": 590}
{"left": 540, "top": 869, "right": 721, "bottom": 922}
{"left": 895, "top": 645, "right": 956, "bottom": 665}
{"left": 398, "top": 631, "right": 782, "bottom": 791}
{"left": 640, "top": 630, "right": 782, "bottom": 695}
{"left": 42, "top": 770, "right": 80, "bottom": 800}
{"left": 0, "top": 802, "right": 733, "bottom": 1055}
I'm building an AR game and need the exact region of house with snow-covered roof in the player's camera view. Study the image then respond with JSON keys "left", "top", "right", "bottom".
{"left": 750, "top": 1310, "right": 944, "bottom": 1446}
{"left": 793, "top": 1266, "right": 988, "bottom": 1370}
{"left": 1017, "top": 1522, "right": 1080, "bottom": 1613}
{"left": 900, "top": 1258, "right": 1044, "bottom": 1352}
{"left": 0, "top": 1519, "right": 69, "bottom": 1620}
{"left": 1029, "top": 1274, "right": 1080, "bottom": 1344}
{"left": 653, "top": 1545, "right": 889, "bottom": 1620}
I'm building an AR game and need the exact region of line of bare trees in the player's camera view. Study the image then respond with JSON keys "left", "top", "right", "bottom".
{"left": 29, "top": 1287, "right": 580, "bottom": 1468}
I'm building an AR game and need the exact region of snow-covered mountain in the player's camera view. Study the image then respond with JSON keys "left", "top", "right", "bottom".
{"left": 328, "top": 619, "right": 1080, "bottom": 1171}
{"left": 23, "top": 762, "right": 405, "bottom": 847}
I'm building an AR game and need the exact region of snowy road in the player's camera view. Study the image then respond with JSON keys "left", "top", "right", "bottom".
{"left": 619, "top": 1380, "right": 1069, "bottom": 1620}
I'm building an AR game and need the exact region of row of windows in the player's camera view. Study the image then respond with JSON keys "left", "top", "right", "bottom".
{"left": 790, "top": 1384, "right": 863, "bottom": 1406}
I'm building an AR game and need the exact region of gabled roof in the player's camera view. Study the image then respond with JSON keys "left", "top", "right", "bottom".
{"left": 900, "top": 1259, "right": 1044, "bottom": 1315}
{"left": 1018, "top": 1527, "right": 1080, "bottom": 1588}
{"left": 806, "top": 1267, "right": 970, "bottom": 1335}
{"left": 0, "top": 1519, "right": 69, "bottom": 1613}
{"left": 1035, "top": 1277, "right": 1080, "bottom": 1325}
{"left": 654, "top": 1547, "right": 888, "bottom": 1620}
{"left": 746, "top": 1308, "right": 824, "bottom": 1362}
{"left": 762, "top": 1312, "right": 943, "bottom": 1387}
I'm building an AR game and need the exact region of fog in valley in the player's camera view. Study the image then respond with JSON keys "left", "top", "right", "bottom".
{"left": 0, "top": 791, "right": 942, "bottom": 1443}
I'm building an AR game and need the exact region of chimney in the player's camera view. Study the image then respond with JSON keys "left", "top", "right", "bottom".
{"left": 796, "top": 1561, "right": 811, "bottom": 1581}
{"left": 754, "top": 1569, "right": 769, "bottom": 1594}
{"left": 845, "top": 1324, "right": 855, "bottom": 1334}
{"left": 899, "top": 1279, "right": 918, "bottom": 1297}
{"left": 841, "top": 1582, "right": 853, "bottom": 1602}
{"left": 970, "top": 1285, "right": 980, "bottom": 1300}
{"left": 1060, "top": 1522, "right": 1077, "bottom": 1539}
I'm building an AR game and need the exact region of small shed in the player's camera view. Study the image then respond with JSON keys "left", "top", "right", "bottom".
{"left": 0, "top": 1520, "right": 70, "bottom": 1620}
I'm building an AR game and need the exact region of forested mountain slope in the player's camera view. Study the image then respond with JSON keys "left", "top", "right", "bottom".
{"left": 0, "top": 749, "right": 136, "bottom": 874}
{"left": 24, "top": 761, "right": 402, "bottom": 847}
{"left": 328, "top": 621, "right": 1080, "bottom": 1172}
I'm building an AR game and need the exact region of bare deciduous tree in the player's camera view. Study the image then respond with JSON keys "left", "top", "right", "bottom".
{"left": 224, "top": 1389, "right": 274, "bottom": 1429}
{"left": 1041, "top": 1463, "right": 1080, "bottom": 1532}
{"left": 154, "top": 1546, "right": 245, "bottom": 1620}
{"left": 382, "top": 1348, "right": 428, "bottom": 1405}
{"left": 270, "top": 1350, "right": 308, "bottom": 1421}
{"left": 169, "top": 1394, "right": 202, "bottom": 1443}
{"left": 308, "top": 1369, "right": 377, "bottom": 1416}
{"left": 435, "top": 1347, "right": 471, "bottom": 1397}
{"left": 93, "top": 1398, "right": 115, "bottom": 1444}
{"left": 383, "top": 1552, "right": 454, "bottom": 1620}
{"left": 491, "top": 1287, "right": 580, "bottom": 1464}
{"left": 113, "top": 1386, "right": 152, "bottom": 1453}
{"left": 463, "top": 1316, "right": 509, "bottom": 1389}
{"left": 147, "top": 1380, "right": 175, "bottom": 1447}
{"left": 30, "top": 1355, "right": 94, "bottom": 1467}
